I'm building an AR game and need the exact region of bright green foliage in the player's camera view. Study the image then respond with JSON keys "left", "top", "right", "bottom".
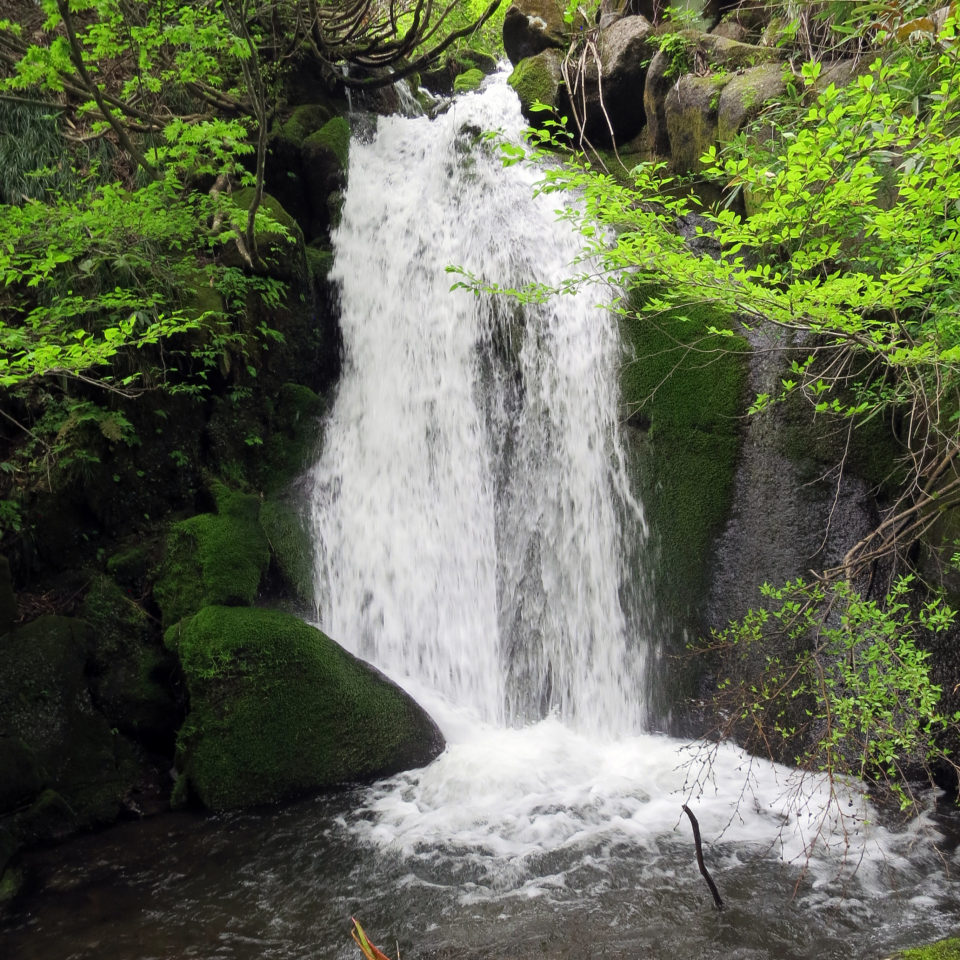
{"left": 0, "top": 175, "right": 210, "bottom": 390}
{"left": 710, "top": 575, "right": 957, "bottom": 808}
{"left": 474, "top": 23, "right": 960, "bottom": 574}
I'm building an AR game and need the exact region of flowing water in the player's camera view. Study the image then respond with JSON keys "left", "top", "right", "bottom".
{"left": 5, "top": 72, "right": 960, "bottom": 960}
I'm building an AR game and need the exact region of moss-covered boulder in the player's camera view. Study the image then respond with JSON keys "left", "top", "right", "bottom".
{"left": 716, "top": 62, "right": 787, "bottom": 145}
{"left": 280, "top": 103, "right": 336, "bottom": 148}
{"left": 566, "top": 15, "right": 655, "bottom": 145}
{"left": 165, "top": 606, "right": 445, "bottom": 810}
{"left": 503, "top": 0, "right": 569, "bottom": 66}
{"left": 223, "top": 188, "right": 306, "bottom": 283}
{"left": 453, "top": 68, "right": 485, "bottom": 93}
{"left": 508, "top": 48, "right": 565, "bottom": 125}
{"left": 153, "top": 485, "right": 271, "bottom": 628}
{"left": 301, "top": 117, "right": 350, "bottom": 240}
{"left": 266, "top": 102, "right": 346, "bottom": 241}
{"left": 259, "top": 497, "right": 314, "bottom": 605}
{"left": 664, "top": 72, "right": 732, "bottom": 173}
{"left": 80, "top": 575, "right": 181, "bottom": 750}
{"left": 619, "top": 287, "right": 747, "bottom": 719}
{"left": 644, "top": 30, "right": 779, "bottom": 162}
{"left": 0, "top": 615, "right": 141, "bottom": 833}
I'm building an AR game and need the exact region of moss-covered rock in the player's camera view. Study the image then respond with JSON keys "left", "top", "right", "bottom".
{"left": 153, "top": 485, "right": 271, "bottom": 628}
{"left": 898, "top": 937, "right": 960, "bottom": 960}
{"left": 508, "top": 49, "right": 565, "bottom": 124}
{"left": 664, "top": 72, "right": 732, "bottom": 173}
{"left": 503, "top": 0, "right": 569, "bottom": 66}
{"left": 305, "top": 242, "right": 335, "bottom": 284}
{"left": 80, "top": 575, "right": 181, "bottom": 750}
{"left": 645, "top": 29, "right": 779, "bottom": 162}
{"left": 259, "top": 498, "right": 314, "bottom": 605}
{"left": 224, "top": 188, "right": 306, "bottom": 283}
{"left": 619, "top": 286, "right": 747, "bottom": 657}
{"left": 164, "top": 605, "right": 445, "bottom": 810}
{"left": 453, "top": 68, "right": 485, "bottom": 93}
{"left": 279, "top": 103, "right": 336, "bottom": 149}
{"left": 0, "top": 615, "right": 141, "bottom": 831}
{"left": 716, "top": 62, "right": 787, "bottom": 145}
{"left": 304, "top": 117, "right": 350, "bottom": 171}
{"left": 301, "top": 117, "right": 351, "bottom": 240}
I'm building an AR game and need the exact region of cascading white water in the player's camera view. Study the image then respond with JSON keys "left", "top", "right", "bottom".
{"left": 306, "top": 72, "right": 951, "bottom": 922}
{"left": 310, "top": 73, "right": 646, "bottom": 735}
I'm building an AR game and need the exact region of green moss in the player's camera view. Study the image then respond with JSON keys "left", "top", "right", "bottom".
{"left": 508, "top": 49, "right": 563, "bottom": 121}
{"left": 303, "top": 117, "right": 350, "bottom": 172}
{"left": 899, "top": 938, "right": 960, "bottom": 960}
{"left": 153, "top": 485, "right": 271, "bottom": 627}
{"left": 279, "top": 103, "right": 334, "bottom": 148}
{"left": 262, "top": 382, "right": 324, "bottom": 493}
{"left": 259, "top": 498, "right": 314, "bottom": 603}
{"left": 620, "top": 286, "right": 748, "bottom": 622}
{"left": 165, "top": 606, "right": 444, "bottom": 810}
{"left": 80, "top": 575, "right": 180, "bottom": 747}
{"left": 232, "top": 186, "right": 300, "bottom": 240}
{"left": 305, "top": 243, "right": 334, "bottom": 284}
{"left": 453, "top": 68, "right": 484, "bottom": 93}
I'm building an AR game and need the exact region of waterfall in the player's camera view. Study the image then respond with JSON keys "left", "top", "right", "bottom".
{"left": 304, "top": 74, "right": 924, "bottom": 906}
{"left": 309, "top": 71, "right": 647, "bottom": 736}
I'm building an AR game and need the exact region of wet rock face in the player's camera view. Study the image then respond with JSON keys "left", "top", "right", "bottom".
{"left": 503, "top": 0, "right": 570, "bottom": 66}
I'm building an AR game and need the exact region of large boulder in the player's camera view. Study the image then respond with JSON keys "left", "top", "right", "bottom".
{"left": 664, "top": 72, "right": 732, "bottom": 172}
{"left": 503, "top": 0, "right": 570, "bottom": 66}
{"left": 0, "top": 615, "right": 142, "bottom": 838}
{"left": 565, "top": 15, "right": 655, "bottom": 145}
{"left": 716, "top": 62, "right": 787, "bottom": 145}
{"left": 509, "top": 48, "right": 566, "bottom": 124}
{"left": 164, "top": 606, "right": 445, "bottom": 811}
